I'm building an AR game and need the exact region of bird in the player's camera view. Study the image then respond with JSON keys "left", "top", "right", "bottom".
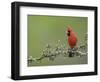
{"left": 66, "top": 26, "right": 77, "bottom": 57}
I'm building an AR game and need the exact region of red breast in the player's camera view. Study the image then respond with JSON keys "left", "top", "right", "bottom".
{"left": 66, "top": 26, "right": 77, "bottom": 48}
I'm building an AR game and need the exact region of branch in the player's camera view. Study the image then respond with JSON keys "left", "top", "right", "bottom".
{"left": 28, "top": 33, "right": 88, "bottom": 63}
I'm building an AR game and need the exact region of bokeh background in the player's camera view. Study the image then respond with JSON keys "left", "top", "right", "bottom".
{"left": 28, "top": 15, "right": 88, "bottom": 66}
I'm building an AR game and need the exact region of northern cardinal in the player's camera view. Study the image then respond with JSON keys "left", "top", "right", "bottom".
{"left": 66, "top": 26, "right": 77, "bottom": 57}
{"left": 66, "top": 26, "right": 77, "bottom": 49}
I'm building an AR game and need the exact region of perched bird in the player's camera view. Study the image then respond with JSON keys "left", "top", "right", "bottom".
{"left": 66, "top": 26, "right": 77, "bottom": 48}
{"left": 66, "top": 26, "right": 77, "bottom": 57}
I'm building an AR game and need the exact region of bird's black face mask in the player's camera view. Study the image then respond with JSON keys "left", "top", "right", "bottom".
{"left": 67, "top": 31, "right": 70, "bottom": 36}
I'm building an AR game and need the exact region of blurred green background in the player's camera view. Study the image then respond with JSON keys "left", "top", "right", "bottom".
{"left": 28, "top": 15, "right": 88, "bottom": 66}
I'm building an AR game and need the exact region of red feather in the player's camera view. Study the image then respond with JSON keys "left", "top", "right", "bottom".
{"left": 66, "top": 26, "right": 77, "bottom": 48}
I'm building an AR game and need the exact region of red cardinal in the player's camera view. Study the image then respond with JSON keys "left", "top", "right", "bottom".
{"left": 66, "top": 26, "right": 77, "bottom": 49}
